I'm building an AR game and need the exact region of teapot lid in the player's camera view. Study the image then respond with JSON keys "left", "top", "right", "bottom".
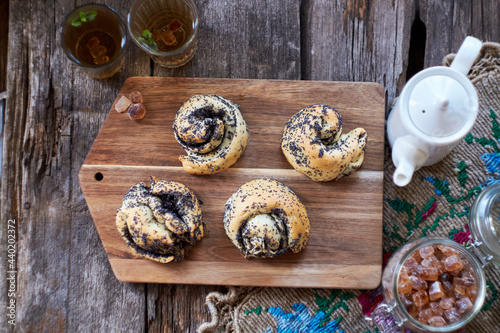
{"left": 403, "top": 67, "right": 478, "bottom": 140}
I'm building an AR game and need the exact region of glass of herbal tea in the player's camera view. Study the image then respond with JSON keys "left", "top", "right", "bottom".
{"left": 61, "top": 4, "right": 127, "bottom": 79}
{"left": 128, "top": 0, "right": 199, "bottom": 68}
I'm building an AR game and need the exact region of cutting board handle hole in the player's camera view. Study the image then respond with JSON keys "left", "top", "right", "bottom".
{"left": 94, "top": 172, "right": 104, "bottom": 181}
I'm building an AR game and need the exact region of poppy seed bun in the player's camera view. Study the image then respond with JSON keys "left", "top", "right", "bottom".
{"left": 224, "top": 178, "right": 310, "bottom": 258}
{"left": 281, "top": 104, "right": 367, "bottom": 182}
{"left": 116, "top": 176, "right": 204, "bottom": 263}
{"left": 173, "top": 94, "right": 249, "bottom": 174}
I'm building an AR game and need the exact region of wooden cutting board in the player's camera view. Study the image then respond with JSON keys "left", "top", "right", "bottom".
{"left": 79, "top": 77, "right": 385, "bottom": 289}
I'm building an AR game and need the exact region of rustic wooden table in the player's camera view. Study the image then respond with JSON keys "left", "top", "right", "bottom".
{"left": 1, "top": 0, "right": 499, "bottom": 331}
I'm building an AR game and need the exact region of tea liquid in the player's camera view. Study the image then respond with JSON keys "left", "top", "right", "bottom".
{"left": 63, "top": 9, "right": 123, "bottom": 66}
{"left": 149, "top": 13, "right": 193, "bottom": 51}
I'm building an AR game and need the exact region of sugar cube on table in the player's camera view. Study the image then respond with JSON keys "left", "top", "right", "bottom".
{"left": 128, "top": 103, "right": 147, "bottom": 120}
{"left": 128, "top": 91, "right": 143, "bottom": 104}
{"left": 115, "top": 95, "right": 132, "bottom": 113}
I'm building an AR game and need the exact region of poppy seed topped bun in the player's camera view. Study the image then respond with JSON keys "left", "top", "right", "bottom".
{"left": 281, "top": 104, "right": 367, "bottom": 182}
{"left": 173, "top": 94, "right": 249, "bottom": 174}
{"left": 224, "top": 178, "right": 310, "bottom": 259}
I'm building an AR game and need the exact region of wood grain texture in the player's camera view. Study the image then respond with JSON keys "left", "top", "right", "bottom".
{"left": 0, "top": 0, "right": 7, "bottom": 92}
{"left": 145, "top": 1, "right": 303, "bottom": 330}
{"left": 302, "top": 0, "right": 417, "bottom": 114}
{"left": 0, "top": 1, "right": 9, "bottom": 329}
{"left": 153, "top": 0, "right": 301, "bottom": 79}
{"left": 2, "top": 0, "right": 500, "bottom": 331}
{"left": 84, "top": 77, "right": 384, "bottom": 170}
{"left": 79, "top": 77, "right": 385, "bottom": 288}
{"left": 2, "top": 0, "right": 149, "bottom": 331}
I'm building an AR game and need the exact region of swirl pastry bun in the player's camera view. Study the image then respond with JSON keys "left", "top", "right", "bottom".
{"left": 281, "top": 104, "right": 367, "bottom": 182}
{"left": 116, "top": 176, "right": 204, "bottom": 263}
{"left": 173, "top": 94, "right": 249, "bottom": 174}
{"left": 224, "top": 178, "right": 310, "bottom": 258}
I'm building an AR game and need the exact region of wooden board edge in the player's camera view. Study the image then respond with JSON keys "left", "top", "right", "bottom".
{"left": 109, "top": 258, "right": 383, "bottom": 289}
{"left": 123, "top": 76, "right": 386, "bottom": 91}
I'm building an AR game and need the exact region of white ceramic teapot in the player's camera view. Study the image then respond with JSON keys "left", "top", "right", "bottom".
{"left": 387, "top": 36, "right": 482, "bottom": 187}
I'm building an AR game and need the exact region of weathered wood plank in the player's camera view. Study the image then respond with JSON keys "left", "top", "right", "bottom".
{"left": 153, "top": 0, "right": 301, "bottom": 80}
{"left": 1, "top": 1, "right": 10, "bottom": 330}
{"left": 419, "top": 0, "right": 500, "bottom": 68}
{"left": 55, "top": 1, "right": 151, "bottom": 331}
{"left": 302, "top": 0, "right": 416, "bottom": 114}
{"left": 3, "top": 0, "right": 499, "bottom": 332}
{"left": 146, "top": 1, "right": 302, "bottom": 331}
{"left": 0, "top": 0, "right": 7, "bottom": 92}
{"left": 1, "top": 0, "right": 148, "bottom": 331}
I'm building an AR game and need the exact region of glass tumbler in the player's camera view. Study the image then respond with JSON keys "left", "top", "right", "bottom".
{"left": 365, "top": 185, "right": 500, "bottom": 333}
{"left": 128, "top": 0, "right": 199, "bottom": 68}
{"left": 61, "top": 4, "right": 127, "bottom": 79}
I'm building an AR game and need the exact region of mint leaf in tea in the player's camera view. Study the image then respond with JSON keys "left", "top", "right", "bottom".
{"left": 64, "top": 8, "right": 123, "bottom": 66}
{"left": 139, "top": 29, "right": 157, "bottom": 49}
{"left": 71, "top": 10, "right": 97, "bottom": 27}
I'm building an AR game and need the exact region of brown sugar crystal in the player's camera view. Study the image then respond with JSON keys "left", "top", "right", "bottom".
{"left": 398, "top": 277, "right": 413, "bottom": 294}
{"left": 438, "top": 246, "right": 459, "bottom": 256}
{"left": 439, "top": 296, "right": 455, "bottom": 310}
{"left": 404, "top": 256, "right": 419, "bottom": 269}
{"left": 430, "top": 301, "right": 444, "bottom": 315}
{"left": 161, "top": 30, "right": 176, "bottom": 46}
{"left": 115, "top": 95, "right": 132, "bottom": 113}
{"left": 427, "top": 316, "right": 446, "bottom": 327}
{"left": 444, "top": 307, "right": 460, "bottom": 323}
{"left": 455, "top": 297, "right": 473, "bottom": 314}
{"left": 412, "top": 290, "right": 429, "bottom": 307}
{"left": 409, "top": 275, "right": 427, "bottom": 291}
{"left": 128, "top": 103, "right": 147, "bottom": 120}
{"left": 429, "top": 281, "right": 445, "bottom": 301}
{"left": 443, "top": 254, "right": 464, "bottom": 271}
{"left": 128, "top": 90, "right": 143, "bottom": 104}
{"left": 398, "top": 244, "right": 478, "bottom": 327}
{"left": 422, "top": 256, "right": 445, "bottom": 274}
{"left": 420, "top": 267, "right": 439, "bottom": 281}
{"left": 419, "top": 245, "right": 435, "bottom": 259}
{"left": 418, "top": 308, "right": 433, "bottom": 324}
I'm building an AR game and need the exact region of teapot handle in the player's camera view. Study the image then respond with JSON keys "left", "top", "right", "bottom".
{"left": 450, "top": 36, "right": 482, "bottom": 76}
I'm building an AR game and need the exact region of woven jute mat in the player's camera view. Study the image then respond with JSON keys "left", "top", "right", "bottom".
{"left": 198, "top": 42, "right": 500, "bottom": 333}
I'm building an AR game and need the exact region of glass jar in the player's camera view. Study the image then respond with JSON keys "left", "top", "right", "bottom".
{"left": 365, "top": 184, "right": 500, "bottom": 332}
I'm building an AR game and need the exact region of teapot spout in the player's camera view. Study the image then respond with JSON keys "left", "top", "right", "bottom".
{"left": 391, "top": 136, "right": 430, "bottom": 187}
{"left": 393, "top": 161, "right": 416, "bottom": 187}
